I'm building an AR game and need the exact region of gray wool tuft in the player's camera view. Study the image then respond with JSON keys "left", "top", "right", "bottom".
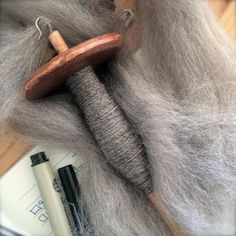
{"left": 1, "top": 0, "right": 236, "bottom": 235}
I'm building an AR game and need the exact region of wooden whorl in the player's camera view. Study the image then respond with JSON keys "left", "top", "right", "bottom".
{"left": 24, "top": 33, "right": 123, "bottom": 100}
{"left": 24, "top": 26, "right": 185, "bottom": 236}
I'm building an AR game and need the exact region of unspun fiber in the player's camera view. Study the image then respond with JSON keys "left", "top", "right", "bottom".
{"left": 1, "top": 0, "right": 236, "bottom": 235}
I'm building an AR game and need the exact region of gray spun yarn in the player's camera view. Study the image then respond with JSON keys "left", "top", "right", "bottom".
{"left": 67, "top": 67, "right": 153, "bottom": 195}
{"left": 1, "top": 0, "right": 236, "bottom": 235}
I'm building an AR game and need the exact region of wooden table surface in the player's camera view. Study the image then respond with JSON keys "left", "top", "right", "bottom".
{"left": 0, "top": 0, "right": 235, "bottom": 176}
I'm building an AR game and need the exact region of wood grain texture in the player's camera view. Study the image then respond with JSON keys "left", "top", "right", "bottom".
{"left": 148, "top": 193, "right": 185, "bottom": 236}
{"left": 220, "top": 0, "right": 236, "bottom": 39}
{"left": 49, "top": 30, "right": 69, "bottom": 54}
{"left": 0, "top": 134, "right": 32, "bottom": 176}
{"left": 0, "top": 0, "right": 235, "bottom": 177}
{"left": 209, "top": 0, "right": 230, "bottom": 18}
{"left": 24, "top": 33, "right": 123, "bottom": 100}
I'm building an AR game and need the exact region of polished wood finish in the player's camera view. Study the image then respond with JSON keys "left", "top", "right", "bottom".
{"left": 148, "top": 193, "right": 185, "bottom": 236}
{"left": 0, "top": 2, "right": 235, "bottom": 236}
{"left": 209, "top": 0, "right": 230, "bottom": 18}
{"left": 24, "top": 33, "right": 123, "bottom": 100}
{"left": 220, "top": 0, "right": 236, "bottom": 39}
{"left": 49, "top": 31, "right": 69, "bottom": 54}
{"left": 0, "top": 134, "right": 32, "bottom": 176}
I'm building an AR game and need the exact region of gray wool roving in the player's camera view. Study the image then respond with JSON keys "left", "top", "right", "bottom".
{"left": 1, "top": 0, "right": 236, "bottom": 235}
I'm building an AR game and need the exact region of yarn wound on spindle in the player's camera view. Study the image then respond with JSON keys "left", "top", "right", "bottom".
{"left": 67, "top": 67, "right": 153, "bottom": 195}
{"left": 2, "top": 0, "right": 236, "bottom": 234}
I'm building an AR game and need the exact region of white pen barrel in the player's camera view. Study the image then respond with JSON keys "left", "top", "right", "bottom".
{"left": 31, "top": 152, "right": 72, "bottom": 236}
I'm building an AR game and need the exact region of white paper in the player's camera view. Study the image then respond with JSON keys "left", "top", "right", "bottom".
{"left": 0, "top": 145, "right": 87, "bottom": 236}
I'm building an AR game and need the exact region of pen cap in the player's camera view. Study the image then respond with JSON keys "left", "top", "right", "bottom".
{"left": 58, "top": 165, "right": 80, "bottom": 208}
{"left": 30, "top": 153, "right": 73, "bottom": 236}
{"left": 30, "top": 152, "right": 49, "bottom": 166}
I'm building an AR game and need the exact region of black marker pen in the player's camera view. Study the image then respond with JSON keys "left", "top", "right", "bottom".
{"left": 58, "top": 165, "right": 94, "bottom": 235}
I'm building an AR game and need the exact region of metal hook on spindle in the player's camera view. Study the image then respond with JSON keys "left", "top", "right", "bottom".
{"left": 35, "top": 16, "right": 55, "bottom": 40}
{"left": 35, "top": 16, "right": 43, "bottom": 40}
{"left": 24, "top": 17, "right": 185, "bottom": 236}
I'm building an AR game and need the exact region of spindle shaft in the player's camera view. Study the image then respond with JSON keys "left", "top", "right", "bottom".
{"left": 148, "top": 193, "right": 183, "bottom": 236}
{"left": 26, "top": 25, "right": 185, "bottom": 236}
{"left": 53, "top": 29, "right": 183, "bottom": 236}
{"left": 48, "top": 31, "right": 69, "bottom": 54}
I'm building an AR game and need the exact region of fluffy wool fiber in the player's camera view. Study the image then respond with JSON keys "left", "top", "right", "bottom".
{"left": 1, "top": 0, "right": 236, "bottom": 235}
